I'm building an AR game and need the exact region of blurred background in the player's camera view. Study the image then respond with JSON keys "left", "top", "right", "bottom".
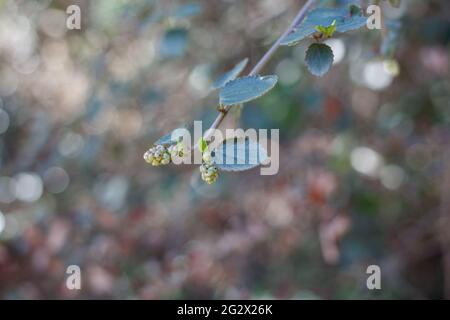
{"left": 0, "top": 0, "right": 449, "bottom": 299}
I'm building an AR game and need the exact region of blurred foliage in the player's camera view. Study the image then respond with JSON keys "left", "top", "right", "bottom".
{"left": 0, "top": 0, "right": 449, "bottom": 299}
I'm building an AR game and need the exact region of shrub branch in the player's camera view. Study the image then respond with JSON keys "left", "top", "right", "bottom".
{"left": 201, "top": 0, "right": 317, "bottom": 143}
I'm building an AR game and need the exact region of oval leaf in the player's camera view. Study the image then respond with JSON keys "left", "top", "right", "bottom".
{"left": 155, "top": 127, "right": 189, "bottom": 145}
{"left": 211, "top": 58, "right": 249, "bottom": 90}
{"left": 212, "top": 138, "right": 268, "bottom": 171}
{"left": 305, "top": 43, "right": 334, "bottom": 77}
{"left": 281, "top": 23, "right": 317, "bottom": 46}
{"left": 335, "top": 15, "right": 367, "bottom": 33}
{"left": 281, "top": 6, "right": 366, "bottom": 46}
{"left": 219, "top": 75, "right": 278, "bottom": 106}
{"left": 281, "top": 7, "right": 347, "bottom": 46}
{"left": 159, "top": 28, "right": 188, "bottom": 58}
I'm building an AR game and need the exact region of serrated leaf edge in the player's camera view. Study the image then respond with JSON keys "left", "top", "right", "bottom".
{"left": 219, "top": 75, "right": 278, "bottom": 106}
{"left": 305, "top": 43, "right": 334, "bottom": 77}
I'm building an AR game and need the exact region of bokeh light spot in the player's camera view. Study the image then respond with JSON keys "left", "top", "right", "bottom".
{"left": 363, "top": 60, "right": 393, "bottom": 91}
{"left": 325, "top": 39, "right": 346, "bottom": 65}
{"left": 14, "top": 172, "right": 44, "bottom": 203}
{"left": 43, "top": 167, "right": 70, "bottom": 194}
{"left": 275, "top": 58, "right": 301, "bottom": 86}
{"left": 0, "top": 211, "right": 5, "bottom": 235}
{"left": 380, "top": 165, "right": 405, "bottom": 190}
{"left": 351, "top": 147, "right": 383, "bottom": 178}
{"left": 0, "top": 177, "right": 16, "bottom": 204}
{"left": 0, "top": 108, "right": 10, "bottom": 134}
{"left": 58, "top": 132, "right": 85, "bottom": 158}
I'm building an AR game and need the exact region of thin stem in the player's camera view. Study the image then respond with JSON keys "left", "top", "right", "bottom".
{"left": 201, "top": 0, "right": 316, "bottom": 143}
{"left": 249, "top": 0, "right": 316, "bottom": 76}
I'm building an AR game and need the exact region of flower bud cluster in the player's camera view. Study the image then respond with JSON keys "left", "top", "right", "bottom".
{"left": 200, "top": 151, "right": 219, "bottom": 184}
{"left": 143, "top": 145, "right": 171, "bottom": 166}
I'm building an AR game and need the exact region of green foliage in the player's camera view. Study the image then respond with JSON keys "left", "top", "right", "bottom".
{"left": 211, "top": 58, "right": 249, "bottom": 90}
{"left": 334, "top": 13, "right": 367, "bottom": 33}
{"left": 6, "top": 0, "right": 446, "bottom": 301}
{"left": 155, "top": 128, "right": 186, "bottom": 145}
{"left": 280, "top": 6, "right": 366, "bottom": 47}
{"left": 149, "top": 2, "right": 392, "bottom": 183}
{"left": 212, "top": 138, "right": 268, "bottom": 172}
{"left": 198, "top": 137, "right": 208, "bottom": 153}
{"left": 219, "top": 75, "right": 278, "bottom": 106}
{"left": 305, "top": 43, "right": 334, "bottom": 77}
{"left": 159, "top": 28, "right": 188, "bottom": 58}
{"left": 349, "top": 4, "right": 363, "bottom": 17}
{"left": 315, "top": 20, "right": 337, "bottom": 38}
{"left": 280, "top": 5, "right": 366, "bottom": 76}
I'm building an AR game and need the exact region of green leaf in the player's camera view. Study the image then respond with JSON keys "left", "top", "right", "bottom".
{"left": 305, "top": 43, "right": 334, "bottom": 76}
{"left": 335, "top": 15, "right": 367, "bottom": 33}
{"left": 212, "top": 138, "right": 268, "bottom": 171}
{"left": 349, "top": 4, "right": 362, "bottom": 17}
{"left": 315, "top": 19, "right": 337, "bottom": 38}
{"left": 281, "top": 6, "right": 366, "bottom": 46}
{"left": 198, "top": 137, "right": 208, "bottom": 153}
{"left": 155, "top": 127, "right": 188, "bottom": 145}
{"left": 281, "top": 8, "right": 346, "bottom": 46}
{"left": 211, "top": 58, "right": 249, "bottom": 90}
{"left": 219, "top": 75, "right": 278, "bottom": 106}
{"left": 159, "top": 28, "right": 188, "bottom": 58}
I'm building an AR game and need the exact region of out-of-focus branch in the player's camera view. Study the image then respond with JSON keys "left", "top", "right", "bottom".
{"left": 439, "top": 148, "right": 450, "bottom": 298}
